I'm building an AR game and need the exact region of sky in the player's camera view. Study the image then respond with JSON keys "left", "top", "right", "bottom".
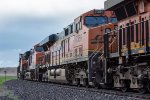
{"left": 0, "top": 0, "right": 105, "bottom": 67}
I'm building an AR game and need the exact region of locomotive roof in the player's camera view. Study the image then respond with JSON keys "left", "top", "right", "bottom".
{"left": 20, "top": 51, "right": 30, "bottom": 60}
{"left": 104, "top": 0, "right": 134, "bottom": 10}
{"left": 39, "top": 34, "right": 58, "bottom": 46}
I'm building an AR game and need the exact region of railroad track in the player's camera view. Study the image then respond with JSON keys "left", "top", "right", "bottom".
{"left": 27, "top": 80, "right": 150, "bottom": 100}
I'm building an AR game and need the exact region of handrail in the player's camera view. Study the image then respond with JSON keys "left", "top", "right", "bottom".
{"left": 99, "top": 33, "right": 118, "bottom": 61}
{"left": 88, "top": 35, "right": 104, "bottom": 60}
{"left": 89, "top": 30, "right": 118, "bottom": 70}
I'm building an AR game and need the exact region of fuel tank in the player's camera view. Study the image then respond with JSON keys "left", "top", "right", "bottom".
{"left": 48, "top": 69, "right": 68, "bottom": 83}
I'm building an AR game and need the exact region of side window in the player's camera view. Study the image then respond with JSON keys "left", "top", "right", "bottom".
{"left": 105, "top": 28, "right": 111, "bottom": 33}
{"left": 76, "top": 24, "right": 78, "bottom": 32}
{"left": 75, "top": 21, "right": 82, "bottom": 32}
{"left": 79, "top": 22, "right": 82, "bottom": 30}
{"left": 70, "top": 24, "right": 73, "bottom": 34}
{"left": 65, "top": 28, "right": 69, "bottom": 36}
{"left": 77, "top": 23, "right": 80, "bottom": 30}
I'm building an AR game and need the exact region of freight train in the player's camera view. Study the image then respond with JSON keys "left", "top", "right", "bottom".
{"left": 17, "top": 0, "right": 150, "bottom": 93}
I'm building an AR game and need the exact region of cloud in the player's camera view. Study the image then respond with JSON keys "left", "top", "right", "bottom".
{"left": 13, "top": 49, "right": 22, "bottom": 52}
{"left": 18, "top": 49, "right": 22, "bottom": 52}
{"left": 0, "top": 0, "right": 105, "bottom": 67}
{"left": 0, "top": 60, "right": 4, "bottom": 65}
{"left": 0, "top": 15, "right": 70, "bottom": 52}
{"left": 0, "top": 0, "right": 104, "bottom": 16}
{"left": 0, "top": 50, "right": 19, "bottom": 67}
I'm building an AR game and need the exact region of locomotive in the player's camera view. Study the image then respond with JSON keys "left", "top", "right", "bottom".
{"left": 18, "top": 44, "right": 45, "bottom": 80}
{"left": 104, "top": 0, "right": 150, "bottom": 93}
{"left": 18, "top": 9, "right": 117, "bottom": 87}
{"left": 17, "top": 0, "right": 150, "bottom": 93}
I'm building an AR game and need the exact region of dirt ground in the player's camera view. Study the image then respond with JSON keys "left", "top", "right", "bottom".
{"left": 0, "top": 85, "right": 18, "bottom": 100}
{"left": 0, "top": 86, "right": 7, "bottom": 97}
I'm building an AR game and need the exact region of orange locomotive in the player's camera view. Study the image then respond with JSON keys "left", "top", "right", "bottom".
{"left": 28, "top": 44, "right": 45, "bottom": 81}
{"left": 17, "top": 9, "right": 117, "bottom": 87}
{"left": 37, "top": 9, "right": 117, "bottom": 86}
{"left": 18, "top": 44, "right": 45, "bottom": 80}
{"left": 104, "top": 0, "right": 150, "bottom": 93}
{"left": 18, "top": 51, "right": 30, "bottom": 79}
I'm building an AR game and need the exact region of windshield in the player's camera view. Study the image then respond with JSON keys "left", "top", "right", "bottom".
{"left": 85, "top": 16, "right": 108, "bottom": 27}
{"left": 110, "top": 17, "right": 117, "bottom": 23}
{"left": 35, "top": 47, "right": 44, "bottom": 52}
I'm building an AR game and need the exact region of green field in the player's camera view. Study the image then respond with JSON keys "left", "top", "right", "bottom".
{"left": 0, "top": 76, "right": 17, "bottom": 85}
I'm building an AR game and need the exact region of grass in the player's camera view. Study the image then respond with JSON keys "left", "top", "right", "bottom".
{"left": 6, "top": 90, "right": 19, "bottom": 100}
{"left": 0, "top": 76, "right": 17, "bottom": 85}
{"left": 0, "top": 76, "right": 18, "bottom": 100}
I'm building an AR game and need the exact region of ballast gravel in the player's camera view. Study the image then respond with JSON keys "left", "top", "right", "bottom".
{"left": 4, "top": 80, "right": 140, "bottom": 100}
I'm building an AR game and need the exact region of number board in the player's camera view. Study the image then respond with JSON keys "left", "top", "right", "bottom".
{"left": 94, "top": 10, "right": 104, "bottom": 14}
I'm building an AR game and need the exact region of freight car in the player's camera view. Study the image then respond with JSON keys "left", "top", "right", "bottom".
{"left": 104, "top": 0, "right": 150, "bottom": 93}
{"left": 17, "top": 9, "right": 117, "bottom": 87}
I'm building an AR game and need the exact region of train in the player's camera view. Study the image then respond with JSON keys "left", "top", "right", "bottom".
{"left": 17, "top": 0, "right": 150, "bottom": 93}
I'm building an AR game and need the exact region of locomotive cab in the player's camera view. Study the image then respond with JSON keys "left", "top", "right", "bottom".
{"left": 105, "top": 0, "right": 150, "bottom": 93}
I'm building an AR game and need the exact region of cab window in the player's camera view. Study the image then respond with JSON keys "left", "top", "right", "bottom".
{"left": 110, "top": 17, "right": 117, "bottom": 23}
{"left": 35, "top": 47, "right": 44, "bottom": 52}
{"left": 85, "top": 16, "right": 108, "bottom": 27}
{"left": 105, "top": 28, "right": 111, "bottom": 33}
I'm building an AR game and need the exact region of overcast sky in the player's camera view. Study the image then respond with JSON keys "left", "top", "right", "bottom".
{"left": 0, "top": 0, "right": 105, "bottom": 67}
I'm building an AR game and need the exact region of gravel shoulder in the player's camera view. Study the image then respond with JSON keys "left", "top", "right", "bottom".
{"left": 0, "top": 85, "right": 18, "bottom": 100}
{"left": 4, "top": 80, "right": 144, "bottom": 100}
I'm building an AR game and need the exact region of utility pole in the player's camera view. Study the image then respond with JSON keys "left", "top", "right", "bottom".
{"left": 4, "top": 70, "right": 7, "bottom": 82}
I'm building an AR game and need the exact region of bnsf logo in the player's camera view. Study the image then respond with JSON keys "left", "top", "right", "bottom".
{"left": 91, "top": 35, "right": 103, "bottom": 44}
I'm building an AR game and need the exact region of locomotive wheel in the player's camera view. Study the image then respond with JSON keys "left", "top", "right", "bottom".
{"left": 94, "top": 81, "right": 101, "bottom": 89}
{"left": 137, "top": 88, "right": 147, "bottom": 94}
{"left": 147, "top": 82, "right": 150, "bottom": 92}
{"left": 93, "top": 79, "right": 100, "bottom": 89}
{"left": 77, "top": 79, "right": 81, "bottom": 87}
{"left": 120, "top": 80, "right": 130, "bottom": 92}
{"left": 95, "top": 84, "right": 101, "bottom": 89}
{"left": 86, "top": 84, "right": 90, "bottom": 88}
{"left": 121, "top": 87, "right": 128, "bottom": 92}
{"left": 83, "top": 78, "right": 88, "bottom": 87}
{"left": 78, "top": 84, "right": 81, "bottom": 87}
